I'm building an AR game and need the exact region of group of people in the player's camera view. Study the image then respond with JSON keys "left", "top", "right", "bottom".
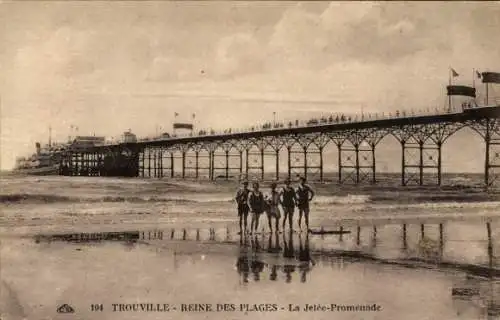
{"left": 235, "top": 177, "right": 315, "bottom": 234}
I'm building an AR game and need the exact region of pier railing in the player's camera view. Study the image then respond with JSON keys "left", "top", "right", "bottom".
{"left": 132, "top": 107, "right": 462, "bottom": 144}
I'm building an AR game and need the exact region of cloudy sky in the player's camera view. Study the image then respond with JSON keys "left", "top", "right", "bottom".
{"left": 1, "top": 1, "right": 500, "bottom": 171}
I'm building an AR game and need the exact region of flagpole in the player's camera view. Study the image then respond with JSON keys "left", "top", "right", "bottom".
{"left": 473, "top": 68, "right": 475, "bottom": 89}
{"left": 448, "top": 67, "right": 452, "bottom": 112}
{"left": 486, "top": 83, "right": 489, "bottom": 106}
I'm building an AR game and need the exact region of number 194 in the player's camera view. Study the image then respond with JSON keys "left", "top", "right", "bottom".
{"left": 91, "top": 304, "right": 103, "bottom": 312}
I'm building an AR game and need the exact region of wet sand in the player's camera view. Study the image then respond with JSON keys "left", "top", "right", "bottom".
{"left": 1, "top": 176, "right": 500, "bottom": 320}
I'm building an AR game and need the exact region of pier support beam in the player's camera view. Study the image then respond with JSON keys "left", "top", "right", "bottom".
{"left": 470, "top": 118, "right": 500, "bottom": 188}
{"left": 245, "top": 139, "right": 266, "bottom": 181}
{"left": 210, "top": 142, "right": 241, "bottom": 180}
{"left": 147, "top": 147, "right": 152, "bottom": 178}
{"left": 330, "top": 130, "right": 385, "bottom": 184}
{"left": 286, "top": 134, "right": 322, "bottom": 181}
{"left": 265, "top": 137, "right": 284, "bottom": 182}
{"left": 184, "top": 144, "right": 210, "bottom": 179}
{"left": 394, "top": 123, "right": 460, "bottom": 186}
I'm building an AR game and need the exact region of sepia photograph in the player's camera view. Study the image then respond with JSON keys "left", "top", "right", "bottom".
{"left": 1, "top": 1, "right": 499, "bottom": 319}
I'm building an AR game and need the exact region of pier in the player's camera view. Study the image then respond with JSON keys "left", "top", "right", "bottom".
{"left": 60, "top": 105, "right": 500, "bottom": 187}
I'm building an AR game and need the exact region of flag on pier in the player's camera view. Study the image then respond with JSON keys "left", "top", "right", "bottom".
{"left": 446, "top": 85, "right": 476, "bottom": 98}
{"left": 451, "top": 68, "right": 459, "bottom": 77}
{"left": 173, "top": 123, "right": 193, "bottom": 130}
{"left": 476, "top": 70, "right": 482, "bottom": 79}
{"left": 174, "top": 112, "right": 179, "bottom": 117}
{"left": 481, "top": 72, "right": 500, "bottom": 84}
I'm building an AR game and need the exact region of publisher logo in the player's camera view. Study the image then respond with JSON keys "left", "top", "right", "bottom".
{"left": 57, "top": 304, "right": 75, "bottom": 314}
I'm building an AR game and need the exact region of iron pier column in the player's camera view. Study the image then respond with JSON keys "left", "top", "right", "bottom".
{"left": 355, "top": 145, "right": 360, "bottom": 184}
{"left": 182, "top": 151, "right": 186, "bottom": 179}
{"left": 159, "top": 150, "right": 163, "bottom": 178}
{"left": 419, "top": 142, "right": 424, "bottom": 186}
{"left": 437, "top": 142, "right": 442, "bottom": 186}
{"left": 245, "top": 149, "right": 249, "bottom": 179}
{"left": 371, "top": 145, "right": 376, "bottom": 184}
{"left": 303, "top": 147, "right": 307, "bottom": 180}
{"left": 153, "top": 149, "right": 158, "bottom": 178}
{"left": 225, "top": 150, "right": 230, "bottom": 180}
{"left": 260, "top": 148, "right": 265, "bottom": 180}
{"left": 400, "top": 141, "right": 405, "bottom": 186}
{"left": 275, "top": 150, "right": 280, "bottom": 181}
{"left": 148, "top": 148, "right": 152, "bottom": 178}
{"left": 141, "top": 149, "right": 145, "bottom": 177}
{"left": 485, "top": 121, "right": 490, "bottom": 187}
{"left": 287, "top": 146, "right": 291, "bottom": 180}
{"left": 195, "top": 151, "right": 199, "bottom": 179}
{"left": 337, "top": 144, "right": 342, "bottom": 184}
{"left": 239, "top": 151, "right": 243, "bottom": 178}
{"left": 210, "top": 150, "right": 215, "bottom": 181}
{"left": 319, "top": 147, "right": 323, "bottom": 182}
{"left": 171, "top": 152, "right": 175, "bottom": 178}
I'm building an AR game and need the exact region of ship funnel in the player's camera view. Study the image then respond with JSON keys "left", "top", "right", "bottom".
{"left": 35, "top": 142, "right": 41, "bottom": 154}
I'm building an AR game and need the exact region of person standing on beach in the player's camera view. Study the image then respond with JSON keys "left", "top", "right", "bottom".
{"left": 248, "top": 182, "right": 265, "bottom": 234}
{"left": 265, "top": 182, "right": 281, "bottom": 234}
{"left": 280, "top": 178, "right": 297, "bottom": 231}
{"left": 296, "top": 177, "right": 315, "bottom": 232}
{"left": 235, "top": 181, "right": 250, "bottom": 234}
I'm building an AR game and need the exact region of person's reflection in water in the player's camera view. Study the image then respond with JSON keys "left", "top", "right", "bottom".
{"left": 236, "top": 235, "right": 250, "bottom": 284}
{"left": 251, "top": 258, "right": 265, "bottom": 282}
{"left": 283, "top": 231, "right": 296, "bottom": 283}
{"left": 283, "top": 230, "right": 295, "bottom": 259}
{"left": 266, "top": 232, "right": 282, "bottom": 254}
{"left": 267, "top": 232, "right": 273, "bottom": 253}
{"left": 250, "top": 235, "right": 264, "bottom": 282}
{"left": 298, "top": 233, "right": 315, "bottom": 283}
{"left": 283, "top": 265, "right": 295, "bottom": 283}
{"left": 251, "top": 234, "right": 261, "bottom": 252}
{"left": 269, "top": 265, "right": 278, "bottom": 281}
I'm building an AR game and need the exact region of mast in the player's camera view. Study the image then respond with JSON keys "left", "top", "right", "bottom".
{"left": 448, "top": 68, "right": 452, "bottom": 112}
{"left": 49, "top": 126, "right": 52, "bottom": 147}
{"left": 486, "top": 82, "right": 489, "bottom": 106}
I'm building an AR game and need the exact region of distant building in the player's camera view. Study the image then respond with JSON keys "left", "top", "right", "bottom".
{"left": 70, "top": 136, "right": 106, "bottom": 150}
{"left": 122, "top": 131, "right": 137, "bottom": 143}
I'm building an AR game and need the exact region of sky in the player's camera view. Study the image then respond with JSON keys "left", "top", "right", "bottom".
{"left": 1, "top": 1, "right": 500, "bottom": 171}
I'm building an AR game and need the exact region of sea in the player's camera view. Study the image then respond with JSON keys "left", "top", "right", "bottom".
{"left": 0, "top": 173, "right": 499, "bottom": 320}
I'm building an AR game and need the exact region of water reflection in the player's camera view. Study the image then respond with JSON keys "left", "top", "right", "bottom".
{"left": 452, "top": 278, "right": 500, "bottom": 319}
{"left": 34, "top": 231, "right": 140, "bottom": 244}
{"left": 236, "top": 232, "right": 315, "bottom": 284}
{"left": 30, "top": 221, "right": 499, "bottom": 318}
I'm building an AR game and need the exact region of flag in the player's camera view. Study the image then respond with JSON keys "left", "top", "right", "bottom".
{"left": 481, "top": 72, "right": 500, "bottom": 84}
{"left": 173, "top": 123, "right": 193, "bottom": 130}
{"left": 451, "top": 68, "right": 459, "bottom": 77}
{"left": 447, "top": 85, "right": 476, "bottom": 98}
{"left": 174, "top": 112, "right": 179, "bottom": 117}
{"left": 476, "top": 70, "right": 482, "bottom": 78}
{"left": 192, "top": 113, "right": 195, "bottom": 119}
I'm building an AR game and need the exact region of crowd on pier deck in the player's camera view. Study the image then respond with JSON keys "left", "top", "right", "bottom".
{"left": 136, "top": 107, "right": 448, "bottom": 143}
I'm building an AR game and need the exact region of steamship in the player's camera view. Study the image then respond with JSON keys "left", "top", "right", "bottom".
{"left": 12, "top": 129, "right": 140, "bottom": 176}
{"left": 13, "top": 141, "right": 67, "bottom": 175}
{"left": 13, "top": 134, "right": 108, "bottom": 176}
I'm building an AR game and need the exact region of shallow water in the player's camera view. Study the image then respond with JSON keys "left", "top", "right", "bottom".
{"left": 1, "top": 176, "right": 500, "bottom": 319}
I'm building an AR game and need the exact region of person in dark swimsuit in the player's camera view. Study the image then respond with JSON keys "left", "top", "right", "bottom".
{"left": 280, "top": 178, "right": 297, "bottom": 232}
{"left": 248, "top": 182, "right": 265, "bottom": 234}
{"left": 235, "top": 181, "right": 250, "bottom": 234}
{"left": 296, "top": 177, "right": 315, "bottom": 232}
{"left": 265, "top": 182, "right": 281, "bottom": 233}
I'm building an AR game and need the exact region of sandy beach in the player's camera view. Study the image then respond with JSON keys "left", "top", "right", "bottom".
{"left": 1, "top": 175, "right": 499, "bottom": 320}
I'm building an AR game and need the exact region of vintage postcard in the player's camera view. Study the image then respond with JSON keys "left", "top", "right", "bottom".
{"left": 1, "top": 1, "right": 499, "bottom": 320}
